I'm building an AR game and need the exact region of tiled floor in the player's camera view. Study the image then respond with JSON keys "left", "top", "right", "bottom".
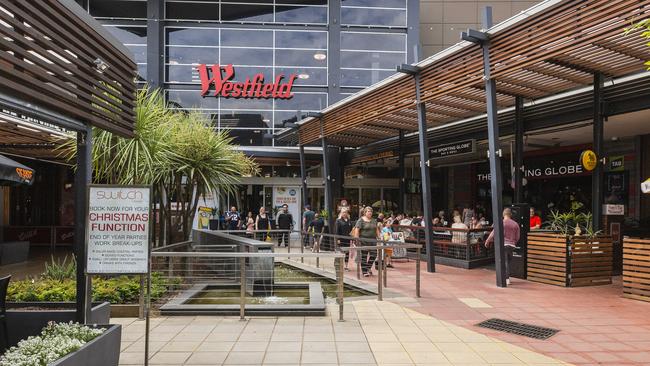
{"left": 117, "top": 301, "right": 568, "bottom": 365}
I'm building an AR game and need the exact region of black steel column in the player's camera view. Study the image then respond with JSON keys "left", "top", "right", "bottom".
{"left": 327, "top": 0, "right": 342, "bottom": 104}
{"left": 398, "top": 130, "right": 407, "bottom": 212}
{"left": 514, "top": 96, "right": 524, "bottom": 203}
{"left": 462, "top": 7, "right": 507, "bottom": 287}
{"left": 321, "top": 133, "right": 334, "bottom": 231}
{"left": 592, "top": 72, "right": 604, "bottom": 231}
{"left": 299, "top": 143, "right": 309, "bottom": 212}
{"left": 74, "top": 125, "right": 92, "bottom": 322}
{"left": 146, "top": 0, "right": 164, "bottom": 88}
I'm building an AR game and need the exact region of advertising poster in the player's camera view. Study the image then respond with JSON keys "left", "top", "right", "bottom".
{"left": 192, "top": 190, "right": 219, "bottom": 231}
{"left": 86, "top": 186, "right": 151, "bottom": 274}
{"left": 197, "top": 206, "right": 212, "bottom": 229}
{"left": 273, "top": 186, "right": 300, "bottom": 232}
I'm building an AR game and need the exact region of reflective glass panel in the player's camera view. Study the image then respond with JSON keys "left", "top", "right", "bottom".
{"left": 278, "top": 0, "right": 327, "bottom": 4}
{"left": 219, "top": 110, "right": 273, "bottom": 129}
{"left": 273, "top": 111, "right": 308, "bottom": 128}
{"left": 220, "top": 94, "right": 273, "bottom": 110}
{"left": 341, "top": 50, "right": 405, "bottom": 69}
{"left": 342, "top": 0, "right": 405, "bottom": 8}
{"left": 341, "top": 32, "right": 405, "bottom": 52}
{"left": 275, "top": 67, "right": 326, "bottom": 86}
{"left": 275, "top": 6, "right": 327, "bottom": 24}
{"left": 275, "top": 31, "right": 327, "bottom": 49}
{"left": 341, "top": 69, "right": 395, "bottom": 87}
{"left": 166, "top": 1, "right": 219, "bottom": 21}
{"left": 166, "top": 64, "right": 202, "bottom": 83}
{"left": 220, "top": 48, "right": 273, "bottom": 66}
{"left": 221, "top": 4, "right": 274, "bottom": 22}
{"left": 167, "top": 90, "right": 220, "bottom": 109}
{"left": 103, "top": 26, "right": 147, "bottom": 45}
{"left": 274, "top": 93, "right": 327, "bottom": 111}
{"left": 275, "top": 49, "right": 327, "bottom": 67}
{"left": 89, "top": 0, "right": 146, "bottom": 18}
{"left": 221, "top": 29, "right": 272, "bottom": 47}
{"left": 136, "top": 64, "right": 147, "bottom": 81}
{"left": 127, "top": 45, "right": 147, "bottom": 64}
{"left": 341, "top": 8, "right": 406, "bottom": 27}
{"left": 167, "top": 28, "right": 219, "bottom": 46}
{"left": 167, "top": 46, "right": 219, "bottom": 65}
{"left": 226, "top": 128, "right": 271, "bottom": 146}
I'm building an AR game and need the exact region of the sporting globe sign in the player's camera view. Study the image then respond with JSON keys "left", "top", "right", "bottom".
{"left": 86, "top": 185, "right": 151, "bottom": 274}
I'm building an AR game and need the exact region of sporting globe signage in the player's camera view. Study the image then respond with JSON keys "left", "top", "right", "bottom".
{"left": 197, "top": 64, "right": 297, "bottom": 99}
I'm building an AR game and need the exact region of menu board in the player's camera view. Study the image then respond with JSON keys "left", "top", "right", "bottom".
{"left": 86, "top": 185, "right": 151, "bottom": 274}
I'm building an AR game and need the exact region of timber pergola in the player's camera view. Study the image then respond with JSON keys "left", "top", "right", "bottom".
{"left": 0, "top": 0, "right": 137, "bottom": 320}
{"left": 280, "top": 0, "right": 650, "bottom": 286}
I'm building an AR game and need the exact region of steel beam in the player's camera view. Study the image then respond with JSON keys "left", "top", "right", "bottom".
{"left": 514, "top": 96, "right": 524, "bottom": 203}
{"left": 398, "top": 130, "right": 406, "bottom": 212}
{"left": 147, "top": 0, "right": 164, "bottom": 87}
{"left": 74, "top": 125, "right": 92, "bottom": 322}
{"left": 299, "top": 144, "right": 309, "bottom": 220}
{"left": 321, "top": 124, "right": 334, "bottom": 230}
{"left": 592, "top": 72, "right": 604, "bottom": 230}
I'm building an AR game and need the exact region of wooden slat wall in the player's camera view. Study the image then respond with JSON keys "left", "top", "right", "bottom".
{"left": 0, "top": 0, "right": 136, "bottom": 137}
{"left": 623, "top": 237, "right": 650, "bottom": 302}
{"left": 527, "top": 233, "right": 568, "bottom": 287}
{"left": 570, "top": 236, "right": 613, "bottom": 287}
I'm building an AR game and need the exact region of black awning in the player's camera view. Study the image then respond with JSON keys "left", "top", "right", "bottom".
{"left": 0, "top": 154, "right": 34, "bottom": 186}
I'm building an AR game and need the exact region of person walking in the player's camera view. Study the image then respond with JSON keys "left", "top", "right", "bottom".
{"left": 353, "top": 206, "right": 381, "bottom": 277}
{"left": 245, "top": 211, "right": 255, "bottom": 237}
{"left": 302, "top": 204, "right": 315, "bottom": 247}
{"left": 309, "top": 212, "right": 325, "bottom": 252}
{"left": 485, "top": 208, "right": 520, "bottom": 285}
{"left": 255, "top": 207, "right": 271, "bottom": 241}
{"left": 225, "top": 206, "right": 241, "bottom": 231}
{"left": 276, "top": 204, "right": 293, "bottom": 247}
{"left": 335, "top": 210, "right": 353, "bottom": 270}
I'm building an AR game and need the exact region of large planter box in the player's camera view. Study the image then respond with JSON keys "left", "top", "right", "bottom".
{"left": 527, "top": 232, "right": 612, "bottom": 287}
{"left": 622, "top": 237, "right": 650, "bottom": 302}
{"left": 49, "top": 324, "right": 121, "bottom": 366}
{"left": 5, "top": 302, "right": 110, "bottom": 348}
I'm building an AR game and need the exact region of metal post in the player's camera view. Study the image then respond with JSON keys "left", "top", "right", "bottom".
{"left": 416, "top": 247, "right": 421, "bottom": 298}
{"left": 398, "top": 130, "right": 407, "bottom": 212}
{"left": 514, "top": 96, "right": 524, "bottom": 204}
{"left": 592, "top": 72, "right": 604, "bottom": 231}
{"left": 146, "top": 0, "right": 164, "bottom": 88}
{"left": 138, "top": 275, "right": 145, "bottom": 320}
{"left": 382, "top": 248, "right": 387, "bottom": 288}
{"left": 415, "top": 74, "right": 435, "bottom": 273}
{"left": 74, "top": 125, "right": 92, "bottom": 323}
{"left": 321, "top": 133, "right": 334, "bottom": 231}
{"left": 336, "top": 256, "right": 344, "bottom": 322}
{"left": 239, "top": 256, "right": 246, "bottom": 321}
{"left": 299, "top": 144, "right": 309, "bottom": 214}
{"left": 356, "top": 249, "right": 361, "bottom": 280}
{"left": 377, "top": 248, "right": 383, "bottom": 301}
{"left": 300, "top": 231, "right": 304, "bottom": 263}
{"left": 462, "top": 8, "right": 507, "bottom": 287}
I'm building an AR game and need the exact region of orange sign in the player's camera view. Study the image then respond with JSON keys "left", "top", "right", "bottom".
{"left": 580, "top": 150, "right": 598, "bottom": 171}
{"left": 15, "top": 167, "right": 33, "bottom": 182}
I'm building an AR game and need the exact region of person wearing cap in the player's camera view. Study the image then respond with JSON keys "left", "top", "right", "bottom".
{"left": 276, "top": 203, "right": 294, "bottom": 247}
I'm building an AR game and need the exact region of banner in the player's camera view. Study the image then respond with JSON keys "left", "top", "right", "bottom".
{"left": 273, "top": 186, "right": 300, "bottom": 232}
{"left": 86, "top": 185, "right": 151, "bottom": 274}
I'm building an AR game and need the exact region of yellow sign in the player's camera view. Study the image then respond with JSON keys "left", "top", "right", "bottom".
{"left": 580, "top": 150, "right": 598, "bottom": 171}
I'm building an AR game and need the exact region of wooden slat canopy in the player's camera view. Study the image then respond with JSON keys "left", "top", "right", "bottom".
{"left": 294, "top": 0, "right": 650, "bottom": 147}
{"left": 0, "top": 0, "right": 137, "bottom": 138}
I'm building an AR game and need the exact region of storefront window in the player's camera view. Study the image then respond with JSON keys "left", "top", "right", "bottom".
{"left": 275, "top": 6, "right": 327, "bottom": 24}
{"left": 382, "top": 188, "right": 400, "bottom": 213}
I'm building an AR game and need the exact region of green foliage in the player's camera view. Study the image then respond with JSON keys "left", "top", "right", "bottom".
{"left": 0, "top": 322, "right": 104, "bottom": 366}
{"left": 42, "top": 255, "right": 76, "bottom": 281}
{"left": 626, "top": 18, "right": 650, "bottom": 70}
{"left": 546, "top": 210, "right": 602, "bottom": 238}
{"left": 7, "top": 273, "right": 177, "bottom": 304}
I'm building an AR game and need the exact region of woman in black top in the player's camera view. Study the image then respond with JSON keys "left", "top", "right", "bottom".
{"left": 255, "top": 207, "right": 271, "bottom": 241}
{"left": 335, "top": 209, "right": 353, "bottom": 270}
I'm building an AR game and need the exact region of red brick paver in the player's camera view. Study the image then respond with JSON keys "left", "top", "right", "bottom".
{"left": 347, "top": 260, "right": 650, "bottom": 365}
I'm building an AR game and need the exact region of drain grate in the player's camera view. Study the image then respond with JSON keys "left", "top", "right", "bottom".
{"left": 476, "top": 318, "right": 559, "bottom": 340}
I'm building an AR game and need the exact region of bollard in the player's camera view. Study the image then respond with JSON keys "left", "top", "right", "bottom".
{"left": 377, "top": 248, "right": 383, "bottom": 301}
{"left": 239, "top": 256, "right": 246, "bottom": 321}
{"left": 337, "top": 256, "right": 344, "bottom": 322}
{"left": 416, "top": 247, "right": 421, "bottom": 298}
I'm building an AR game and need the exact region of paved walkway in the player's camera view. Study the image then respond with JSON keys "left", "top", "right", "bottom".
{"left": 117, "top": 300, "right": 567, "bottom": 365}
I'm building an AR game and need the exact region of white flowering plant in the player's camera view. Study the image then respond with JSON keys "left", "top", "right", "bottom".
{"left": 0, "top": 322, "right": 105, "bottom": 366}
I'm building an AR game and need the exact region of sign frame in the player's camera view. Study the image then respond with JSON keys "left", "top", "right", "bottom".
{"left": 85, "top": 184, "right": 152, "bottom": 275}
{"left": 430, "top": 139, "right": 476, "bottom": 160}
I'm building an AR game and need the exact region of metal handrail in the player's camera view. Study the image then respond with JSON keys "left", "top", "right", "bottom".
{"left": 152, "top": 251, "right": 345, "bottom": 258}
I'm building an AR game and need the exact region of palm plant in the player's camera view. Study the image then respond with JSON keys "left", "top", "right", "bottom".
{"left": 60, "top": 87, "right": 258, "bottom": 245}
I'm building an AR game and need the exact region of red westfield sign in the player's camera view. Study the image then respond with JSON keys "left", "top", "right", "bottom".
{"left": 197, "top": 64, "right": 296, "bottom": 99}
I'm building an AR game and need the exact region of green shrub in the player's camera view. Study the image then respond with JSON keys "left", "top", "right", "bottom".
{"left": 42, "top": 255, "right": 76, "bottom": 281}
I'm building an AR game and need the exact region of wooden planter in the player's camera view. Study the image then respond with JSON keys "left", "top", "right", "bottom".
{"left": 622, "top": 237, "right": 650, "bottom": 302}
{"left": 527, "top": 232, "right": 612, "bottom": 287}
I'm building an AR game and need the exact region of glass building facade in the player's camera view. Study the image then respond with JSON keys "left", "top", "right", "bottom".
{"left": 78, "top": 0, "right": 419, "bottom": 147}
